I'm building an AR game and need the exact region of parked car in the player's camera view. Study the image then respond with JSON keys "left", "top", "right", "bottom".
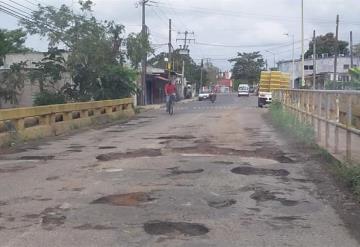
{"left": 198, "top": 89, "right": 210, "bottom": 101}
{"left": 238, "top": 84, "right": 250, "bottom": 97}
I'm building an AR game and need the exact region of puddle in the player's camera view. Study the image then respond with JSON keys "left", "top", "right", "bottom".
{"left": 19, "top": 155, "right": 54, "bottom": 160}
{"left": 92, "top": 192, "right": 155, "bottom": 206}
{"left": 231, "top": 166, "right": 289, "bottom": 176}
{"left": 74, "top": 224, "right": 117, "bottom": 230}
{"left": 144, "top": 221, "right": 209, "bottom": 236}
{"left": 106, "top": 130, "right": 125, "bottom": 133}
{"left": 96, "top": 148, "right": 162, "bottom": 161}
{"left": 250, "top": 189, "right": 299, "bottom": 206}
{"left": 98, "top": 146, "right": 117, "bottom": 150}
{"left": 167, "top": 167, "right": 204, "bottom": 175}
{"left": 68, "top": 145, "right": 86, "bottom": 149}
{"left": 208, "top": 199, "right": 236, "bottom": 209}
{"left": 171, "top": 143, "right": 294, "bottom": 163}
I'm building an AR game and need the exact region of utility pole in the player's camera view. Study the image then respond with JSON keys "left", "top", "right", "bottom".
{"left": 350, "top": 31, "right": 354, "bottom": 68}
{"left": 313, "top": 30, "right": 316, "bottom": 89}
{"left": 140, "top": 0, "right": 149, "bottom": 105}
{"left": 301, "top": 0, "right": 305, "bottom": 87}
{"left": 176, "top": 31, "right": 195, "bottom": 54}
{"left": 168, "top": 19, "right": 172, "bottom": 80}
{"left": 333, "top": 14, "right": 339, "bottom": 87}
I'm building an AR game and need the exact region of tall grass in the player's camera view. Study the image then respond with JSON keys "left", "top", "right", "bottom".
{"left": 269, "top": 101, "right": 316, "bottom": 146}
{"left": 270, "top": 100, "right": 360, "bottom": 200}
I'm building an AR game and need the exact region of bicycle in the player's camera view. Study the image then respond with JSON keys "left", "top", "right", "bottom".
{"left": 167, "top": 94, "right": 175, "bottom": 115}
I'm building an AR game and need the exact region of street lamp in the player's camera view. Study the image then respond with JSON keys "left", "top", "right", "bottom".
{"left": 301, "top": 0, "right": 305, "bottom": 87}
{"left": 265, "top": 50, "right": 276, "bottom": 69}
{"left": 284, "top": 33, "right": 295, "bottom": 89}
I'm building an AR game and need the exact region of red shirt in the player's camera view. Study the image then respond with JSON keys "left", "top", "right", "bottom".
{"left": 165, "top": 83, "right": 176, "bottom": 95}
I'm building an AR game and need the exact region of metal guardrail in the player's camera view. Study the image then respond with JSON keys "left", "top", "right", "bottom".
{"left": 273, "top": 89, "right": 360, "bottom": 162}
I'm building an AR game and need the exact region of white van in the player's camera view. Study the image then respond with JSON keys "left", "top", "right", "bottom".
{"left": 238, "top": 84, "right": 250, "bottom": 97}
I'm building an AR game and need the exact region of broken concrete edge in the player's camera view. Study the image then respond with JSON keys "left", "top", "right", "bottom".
{"left": 0, "top": 109, "right": 135, "bottom": 149}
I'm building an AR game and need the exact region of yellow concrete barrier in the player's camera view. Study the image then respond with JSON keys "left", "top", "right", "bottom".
{"left": 0, "top": 98, "right": 135, "bottom": 147}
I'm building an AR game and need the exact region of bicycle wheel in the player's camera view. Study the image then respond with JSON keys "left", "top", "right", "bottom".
{"left": 169, "top": 101, "right": 174, "bottom": 115}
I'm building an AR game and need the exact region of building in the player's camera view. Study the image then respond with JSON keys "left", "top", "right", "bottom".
{"left": 0, "top": 52, "right": 70, "bottom": 108}
{"left": 216, "top": 71, "right": 233, "bottom": 92}
{"left": 278, "top": 55, "right": 360, "bottom": 89}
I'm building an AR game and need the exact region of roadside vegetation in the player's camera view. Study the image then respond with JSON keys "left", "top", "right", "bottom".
{"left": 270, "top": 101, "right": 360, "bottom": 200}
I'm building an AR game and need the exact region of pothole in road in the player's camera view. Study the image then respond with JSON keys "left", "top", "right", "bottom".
{"left": 74, "top": 224, "right": 117, "bottom": 230}
{"left": 46, "top": 176, "right": 59, "bottom": 181}
{"left": 167, "top": 167, "right": 204, "bottom": 175}
{"left": 67, "top": 149, "right": 82, "bottom": 153}
{"left": 19, "top": 155, "right": 54, "bottom": 160}
{"left": 208, "top": 199, "right": 236, "bottom": 209}
{"left": 212, "top": 161, "right": 234, "bottom": 165}
{"left": 250, "top": 189, "right": 299, "bottom": 206}
{"left": 92, "top": 192, "right": 155, "bottom": 206}
{"left": 171, "top": 143, "right": 294, "bottom": 163}
{"left": 272, "top": 216, "right": 304, "bottom": 221}
{"left": 158, "top": 135, "right": 195, "bottom": 140}
{"left": 98, "top": 146, "right": 117, "bottom": 150}
{"left": 41, "top": 207, "right": 67, "bottom": 230}
{"left": 144, "top": 221, "right": 209, "bottom": 236}
{"left": 231, "top": 166, "right": 290, "bottom": 177}
{"left": 0, "top": 165, "right": 36, "bottom": 173}
{"left": 96, "top": 148, "right": 162, "bottom": 161}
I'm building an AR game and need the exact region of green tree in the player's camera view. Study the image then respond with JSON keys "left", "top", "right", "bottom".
{"left": 29, "top": 47, "right": 67, "bottom": 92}
{"left": 20, "top": 0, "right": 138, "bottom": 102}
{"left": 126, "top": 32, "right": 153, "bottom": 69}
{"left": 353, "top": 43, "right": 360, "bottom": 57}
{"left": 0, "top": 29, "right": 30, "bottom": 65}
{"left": 0, "top": 62, "right": 27, "bottom": 106}
{"left": 229, "top": 52, "right": 265, "bottom": 85}
{"left": 148, "top": 49, "right": 204, "bottom": 83}
{"left": 305, "top": 32, "right": 349, "bottom": 58}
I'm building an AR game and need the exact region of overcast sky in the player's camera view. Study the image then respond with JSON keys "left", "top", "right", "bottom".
{"left": 1, "top": 0, "right": 360, "bottom": 70}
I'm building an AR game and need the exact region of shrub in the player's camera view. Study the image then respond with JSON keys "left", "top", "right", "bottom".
{"left": 33, "top": 91, "right": 66, "bottom": 106}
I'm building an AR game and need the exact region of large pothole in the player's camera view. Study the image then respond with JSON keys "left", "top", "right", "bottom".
{"left": 167, "top": 167, "right": 204, "bottom": 175}
{"left": 92, "top": 192, "right": 155, "bottom": 206}
{"left": 171, "top": 143, "right": 294, "bottom": 163}
{"left": 231, "top": 166, "right": 290, "bottom": 176}
{"left": 208, "top": 199, "right": 236, "bottom": 209}
{"left": 250, "top": 189, "right": 299, "bottom": 206}
{"left": 96, "top": 148, "right": 162, "bottom": 161}
{"left": 144, "top": 221, "right": 209, "bottom": 236}
{"left": 19, "top": 155, "right": 54, "bottom": 160}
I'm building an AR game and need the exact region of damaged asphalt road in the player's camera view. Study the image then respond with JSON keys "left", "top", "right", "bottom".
{"left": 0, "top": 95, "right": 359, "bottom": 247}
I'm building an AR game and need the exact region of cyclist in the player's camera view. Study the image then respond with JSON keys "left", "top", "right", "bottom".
{"left": 164, "top": 80, "right": 176, "bottom": 112}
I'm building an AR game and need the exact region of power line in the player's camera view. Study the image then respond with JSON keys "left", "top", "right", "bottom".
{"left": 155, "top": 2, "right": 360, "bottom": 25}
{"left": 1, "top": 1, "right": 33, "bottom": 17}
{"left": 8, "top": 0, "right": 35, "bottom": 12}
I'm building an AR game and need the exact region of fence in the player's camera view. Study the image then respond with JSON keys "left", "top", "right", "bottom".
{"left": 273, "top": 89, "right": 360, "bottom": 163}
{"left": 0, "top": 98, "right": 134, "bottom": 146}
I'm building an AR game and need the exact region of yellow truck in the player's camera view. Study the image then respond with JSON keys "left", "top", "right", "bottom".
{"left": 258, "top": 71, "right": 290, "bottom": 107}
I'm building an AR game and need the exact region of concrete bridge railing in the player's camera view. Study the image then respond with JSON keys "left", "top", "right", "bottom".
{"left": 273, "top": 89, "right": 360, "bottom": 163}
{"left": 0, "top": 98, "right": 134, "bottom": 146}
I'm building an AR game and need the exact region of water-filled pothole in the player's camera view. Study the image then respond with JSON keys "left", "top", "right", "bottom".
{"left": 92, "top": 192, "right": 154, "bottom": 206}
{"left": 96, "top": 148, "right": 162, "bottom": 161}
{"left": 144, "top": 221, "right": 209, "bottom": 236}
{"left": 158, "top": 135, "right": 195, "bottom": 140}
{"left": 208, "top": 199, "right": 236, "bottom": 209}
{"left": 231, "top": 166, "right": 289, "bottom": 176}
{"left": 74, "top": 224, "right": 117, "bottom": 230}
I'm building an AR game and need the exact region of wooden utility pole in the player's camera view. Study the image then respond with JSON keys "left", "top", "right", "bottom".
{"left": 333, "top": 14, "right": 339, "bottom": 87}
{"left": 140, "top": 0, "right": 149, "bottom": 105}
{"left": 350, "top": 31, "right": 354, "bottom": 68}
{"left": 313, "top": 30, "right": 316, "bottom": 89}
{"left": 301, "top": 0, "right": 305, "bottom": 87}
{"left": 168, "top": 19, "right": 172, "bottom": 79}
